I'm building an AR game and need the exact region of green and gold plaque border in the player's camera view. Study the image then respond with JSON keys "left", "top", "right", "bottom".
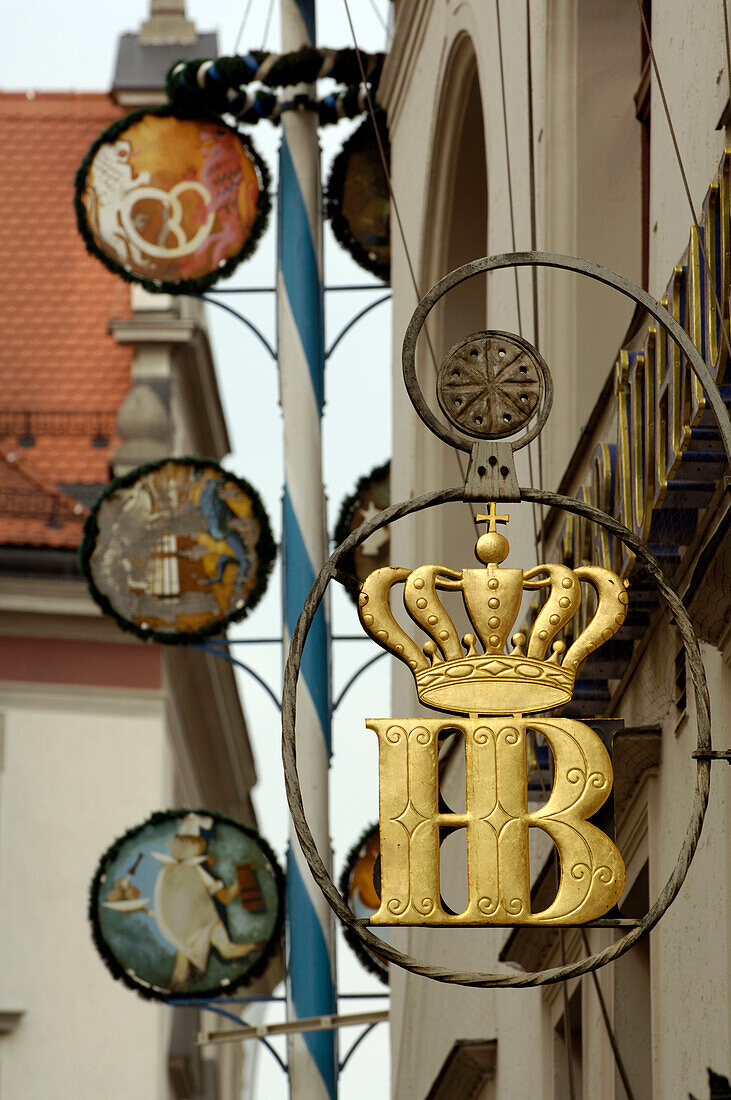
{"left": 79, "top": 455, "right": 277, "bottom": 645}
{"left": 73, "top": 103, "right": 272, "bottom": 295}
{"left": 89, "top": 808, "right": 285, "bottom": 1003}
{"left": 338, "top": 822, "right": 388, "bottom": 986}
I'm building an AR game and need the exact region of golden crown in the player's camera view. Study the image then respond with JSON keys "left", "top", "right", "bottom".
{"left": 357, "top": 504, "right": 629, "bottom": 715}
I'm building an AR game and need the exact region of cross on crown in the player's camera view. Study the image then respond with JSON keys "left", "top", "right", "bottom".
{"left": 474, "top": 502, "right": 509, "bottom": 533}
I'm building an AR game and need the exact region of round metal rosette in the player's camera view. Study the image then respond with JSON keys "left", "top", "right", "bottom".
{"left": 437, "top": 331, "right": 545, "bottom": 440}
{"left": 333, "top": 460, "right": 390, "bottom": 604}
{"left": 74, "top": 106, "right": 271, "bottom": 293}
{"left": 325, "top": 112, "right": 390, "bottom": 280}
{"left": 89, "top": 809, "right": 284, "bottom": 1002}
{"left": 80, "top": 457, "right": 276, "bottom": 644}
{"left": 339, "top": 823, "right": 389, "bottom": 984}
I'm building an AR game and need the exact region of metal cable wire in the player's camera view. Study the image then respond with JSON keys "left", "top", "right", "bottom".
{"left": 495, "top": 0, "right": 541, "bottom": 562}
{"left": 259, "top": 0, "right": 276, "bottom": 51}
{"left": 233, "top": 0, "right": 256, "bottom": 55}
{"left": 524, "top": 0, "right": 546, "bottom": 555}
{"left": 634, "top": 0, "right": 731, "bottom": 367}
{"left": 341, "top": 0, "right": 477, "bottom": 520}
{"left": 579, "top": 928, "right": 638, "bottom": 1100}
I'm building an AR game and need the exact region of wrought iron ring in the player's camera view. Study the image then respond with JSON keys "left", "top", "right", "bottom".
{"left": 282, "top": 487, "right": 712, "bottom": 987}
{"left": 402, "top": 251, "right": 731, "bottom": 459}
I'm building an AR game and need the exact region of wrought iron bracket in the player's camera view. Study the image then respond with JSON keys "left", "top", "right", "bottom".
{"left": 692, "top": 750, "right": 731, "bottom": 763}
{"left": 464, "top": 440, "right": 520, "bottom": 501}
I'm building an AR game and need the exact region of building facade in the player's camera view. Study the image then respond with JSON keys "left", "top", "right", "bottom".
{"left": 0, "top": 9, "right": 274, "bottom": 1098}
{"left": 379, "top": 2, "right": 731, "bottom": 1097}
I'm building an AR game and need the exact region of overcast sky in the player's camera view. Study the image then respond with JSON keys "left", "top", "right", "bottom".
{"left": 6, "top": 2, "right": 393, "bottom": 1096}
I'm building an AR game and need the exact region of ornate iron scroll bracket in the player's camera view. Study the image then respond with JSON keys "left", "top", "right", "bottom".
{"left": 282, "top": 250, "right": 731, "bottom": 988}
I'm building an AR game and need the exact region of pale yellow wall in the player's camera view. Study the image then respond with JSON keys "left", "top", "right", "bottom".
{"left": 0, "top": 683, "right": 175, "bottom": 1099}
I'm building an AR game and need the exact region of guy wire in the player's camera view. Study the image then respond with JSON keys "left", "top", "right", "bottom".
{"left": 579, "top": 929, "right": 638, "bottom": 1100}
{"left": 634, "top": 0, "right": 731, "bottom": 367}
{"left": 495, "top": 0, "right": 541, "bottom": 563}
{"left": 534, "top": 749, "right": 635, "bottom": 1098}
{"left": 525, "top": 0, "right": 546, "bottom": 558}
{"left": 341, "top": 0, "right": 477, "bottom": 520}
{"left": 233, "top": 0, "right": 256, "bottom": 55}
{"left": 260, "top": 0, "right": 276, "bottom": 51}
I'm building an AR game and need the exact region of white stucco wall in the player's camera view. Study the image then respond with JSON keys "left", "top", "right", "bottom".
{"left": 0, "top": 682, "right": 175, "bottom": 1099}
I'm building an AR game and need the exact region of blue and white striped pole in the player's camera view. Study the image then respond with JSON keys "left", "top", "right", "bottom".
{"left": 277, "top": 1, "right": 338, "bottom": 1096}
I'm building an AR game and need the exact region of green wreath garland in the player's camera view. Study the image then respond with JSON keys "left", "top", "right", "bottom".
{"left": 166, "top": 47, "right": 386, "bottom": 115}
{"left": 333, "top": 458, "right": 390, "bottom": 604}
{"left": 89, "top": 808, "right": 285, "bottom": 1003}
{"left": 79, "top": 455, "right": 277, "bottom": 645}
{"left": 73, "top": 103, "right": 272, "bottom": 295}
{"left": 338, "top": 822, "right": 388, "bottom": 986}
{"left": 325, "top": 111, "right": 390, "bottom": 280}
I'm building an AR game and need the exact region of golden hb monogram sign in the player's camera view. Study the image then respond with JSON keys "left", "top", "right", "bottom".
{"left": 358, "top": 505, "right": 629, "bottom": 926}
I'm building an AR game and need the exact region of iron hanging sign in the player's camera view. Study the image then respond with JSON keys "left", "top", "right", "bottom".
{"left": 358, "top": 498, "right": 628, "bottom": 926}
{"left": 80, "top": 457, "right": 276, "bottom": 644}
{"left": 282, "top": 251, "right": 731, "bottom": 988}
{"left": 74, "top": 106, "right": 271, "bottom": 293}
{"left": 89, "top": 809, "right": 284, "bottom": 1001}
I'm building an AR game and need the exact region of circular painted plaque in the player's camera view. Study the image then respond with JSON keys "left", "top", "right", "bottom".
{"left": 339, "top": 824, "right": 389, "bottom": 984}
{"left": 80, "top": 458, "right": 276, "bottom": 643}
{"left": 75, "top": 107, "right": 270, "bottom": 292}
{"left": 325, "top": 113, "right": 390, "bottom": 280}
{"left": 90, "top": 810, "right": 284, "bottom": 1001}
{"left": 334, "top": 460, "right": 390, "bottom": 605}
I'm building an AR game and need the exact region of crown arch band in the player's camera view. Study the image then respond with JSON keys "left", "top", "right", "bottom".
{"left": 282, "top": 487, "right": 712, "bottom": 987}
{"left": 401, "top": 251, "right": 731, "bottom": 457}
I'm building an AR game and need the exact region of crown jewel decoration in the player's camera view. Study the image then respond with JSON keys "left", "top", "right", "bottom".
{"left": 358, "top": 502, "right": 629, "bottom": 716}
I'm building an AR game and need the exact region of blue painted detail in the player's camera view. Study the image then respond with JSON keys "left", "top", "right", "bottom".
{"left": 278, "top": 137, "right": 325, "bottom": 410}
{"left": 283, "top": 489, "right": 331, "bottom": 748}
{"left": 295, "top": 0, "right": 317, "bottom": 46}
{"left": 287, "top": 853, "right": 337, "bottom": 1095}
{"left": 207, "top": 63, "right": 224, "bottom": 87}
{"left": 243, "top": 52, "right": 260, "bottom": 75}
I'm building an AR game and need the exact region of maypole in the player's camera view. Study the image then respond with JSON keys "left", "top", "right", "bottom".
{"left": 277, "top": 1, "right": 338, "bottom": 1096}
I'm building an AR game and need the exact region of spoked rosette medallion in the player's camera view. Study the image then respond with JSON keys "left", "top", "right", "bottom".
{"left": 437, "top": 331, "right": 543, "bottom": 440}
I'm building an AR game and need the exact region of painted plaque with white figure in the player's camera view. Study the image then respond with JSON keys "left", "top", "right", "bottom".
{"left": 90, "top": 810, "right": 284, "bottom": 1001}
{"left": 75, "top": 108, "right": 270, "bottom": 291}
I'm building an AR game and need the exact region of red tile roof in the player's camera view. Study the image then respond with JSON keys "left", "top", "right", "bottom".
{"left": 0, "top": 93, "right": 133, "bottom": 549}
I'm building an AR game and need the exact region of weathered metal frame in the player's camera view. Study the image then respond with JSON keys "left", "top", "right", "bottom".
{"left": 282, "top": 487, "right": 711, "bottom": 986}
{"left": 401, "top": 251, "right": 731, "bottom": 460}
{"left": 282, "top": 248, "right": 731, "bottom": 986}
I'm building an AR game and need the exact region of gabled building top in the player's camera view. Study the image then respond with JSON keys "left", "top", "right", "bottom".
{"left": 0, "top": 92, "right": 133, "bottom": 551}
